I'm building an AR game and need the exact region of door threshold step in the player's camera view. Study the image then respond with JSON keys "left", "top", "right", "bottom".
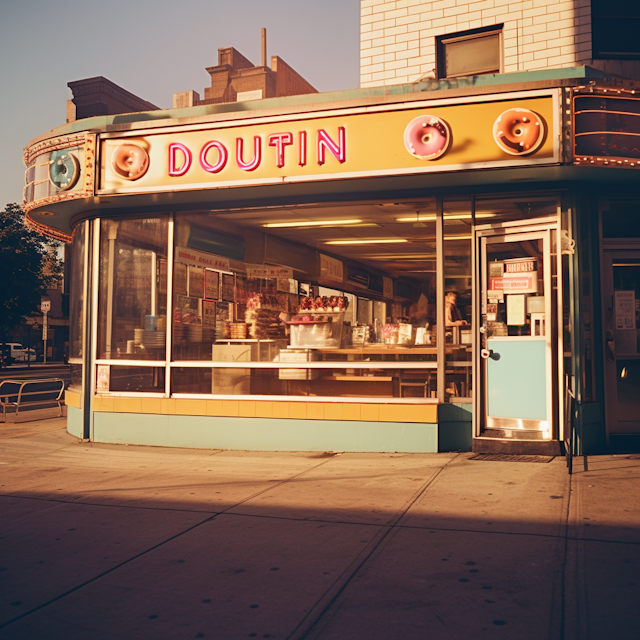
{"left": 469, "top": 453, "right": 554, "bottom": 463}
{"left": 473, "top": 437, "right": 561, "bottom": 456}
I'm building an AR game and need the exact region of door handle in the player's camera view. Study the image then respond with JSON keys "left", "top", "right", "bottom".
{"left": 606, "top": 329, "right": 615, "bottom": 362}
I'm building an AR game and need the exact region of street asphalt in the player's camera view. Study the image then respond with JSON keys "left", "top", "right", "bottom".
{"left": 1, "top": 415, "right": 639, "bottom": 639}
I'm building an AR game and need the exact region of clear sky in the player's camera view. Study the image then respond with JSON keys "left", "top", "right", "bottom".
{"left": 0, "top": 0, "right": 361, "bottom": 210}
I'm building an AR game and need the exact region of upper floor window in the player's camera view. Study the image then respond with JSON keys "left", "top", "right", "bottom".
{"left": 592, "top": 0, "right": 640, "bottom": 59}
{"left": 437, "top": 25, "right": 502, "bottom": 79}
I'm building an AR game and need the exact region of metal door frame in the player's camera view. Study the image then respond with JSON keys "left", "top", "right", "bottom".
{"left": 474, "top": 218, "right": 561, "bottom": 440}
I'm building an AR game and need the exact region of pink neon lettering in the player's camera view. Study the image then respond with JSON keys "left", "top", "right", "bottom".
{"left": 168, "top": 143, "right": 192, "bottom": 177}
{"left": 268, "top": 133, "right": 293, "bottom": 168}
{"left": 200, "top": 141, "right": 228, "bottom": 173}
{"left": 317, "top": 127, "right": 346, "bottom": 165}
{"left": 236, "top": 136, "right": 262, "bottom": 171}
{"left": 298, "top": 131, "right": 307, "bottom": 166}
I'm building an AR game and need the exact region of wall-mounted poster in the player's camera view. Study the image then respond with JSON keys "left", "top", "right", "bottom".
{"left": 221, "top": 273, "right": 235, "bottom": 302}
{"left": 506, "top": 294, "right": 526, "bottom": 326}
{"left": 204, "top": 269, "right": 219, "bottom": 300}
{"left": 174, "top": 262, "right": 188, "bottom": 296}
{"left": 188, "top": 266, "right": 205, "bottom": 298}
{"left": 96, "top": 365, "right": 110, "bottom": 393}
{"left": 615, "top": 290, "right": 637, "bottom": 354}
{"left": 202, "top": 300, "right": 216, "bottom": 327}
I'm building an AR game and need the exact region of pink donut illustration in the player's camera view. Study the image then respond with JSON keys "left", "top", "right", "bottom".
{"left": 403, "top": 115, "right": 452, "bottom": 160}
{"left": 111, "top": 143, "right": 150, "bottom": 180}
{"left": 493, "top": 108, "right": 545, "bottom": 156}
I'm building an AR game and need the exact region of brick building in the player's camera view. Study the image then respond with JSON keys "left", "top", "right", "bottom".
{"left": 66, "top": 77, "right": 159, "bottom": 123}
{"left": 360, "top": 0, "right": 640, "bottom": 87}
{"left": 174, "top": 44, "right": 317, "bottom": 108}
{"left": 66, "top": 36, "right": 316, "bottom": 122}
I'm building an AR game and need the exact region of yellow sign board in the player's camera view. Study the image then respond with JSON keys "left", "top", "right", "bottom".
{"left": 97, "top": 92, "right": 557, "bottom": 194}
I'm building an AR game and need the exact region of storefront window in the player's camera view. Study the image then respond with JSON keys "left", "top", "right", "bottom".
{"left": 444, "top": 198, "right": 473, "bottom": 399}
{"left": 96, "top": 217, "right": 169, "bottom": 361}
{"left": 475, "top": 195, "right": 559, "bottom": 225}
{"left": 98, "top": 365, "right": 165, "bottom": 393}
{"left": 69, "top": 222, "right": 86, "bottom": 361}
{"left": 170, "top": 202, "right": 439, "bottom": 400}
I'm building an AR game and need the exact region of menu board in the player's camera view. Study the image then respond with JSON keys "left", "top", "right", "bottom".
{"left": 216, "top": 301, "right": 232, "bottom": 325}
{"left": 221, "top": 273, "right": 235, "bottom": 302}
{"left": 174, "top": 262, "right": 188, "bottom": 296}
{"left": 235, "top": 274, "right": 247, "bottom": 304}
{"left": 202, "top": 300, "right": 216, "bottom": 327}
{"left": 158, "top": 259, "right": 168, "bottom": 294}
{"left": 188, "top": 266, "right": 204, "bottom": 298}
{"left": 204, "top": 269, "right": 219, "bottom": 300}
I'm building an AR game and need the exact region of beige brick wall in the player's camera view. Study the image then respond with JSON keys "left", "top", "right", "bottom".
{"left": 360, "top": 0, "right": 593, "bottom": 87}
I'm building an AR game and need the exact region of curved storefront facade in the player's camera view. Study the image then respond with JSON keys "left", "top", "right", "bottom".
{"left": 23, "top": 68, "right": 640, "bottom": 454}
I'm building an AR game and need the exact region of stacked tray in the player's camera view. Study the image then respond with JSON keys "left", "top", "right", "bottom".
{"left": 142, "top": 330, "right": 165, "bottom": 348}
{"left": 186, "top": 324, "right": 203, "bottom": 343}
{"left": 173, "top": 323, "right": 185, "bottom": 342}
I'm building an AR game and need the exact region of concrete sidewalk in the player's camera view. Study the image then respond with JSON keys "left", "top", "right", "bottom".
{"left": 0, "top": 418, "right": 638, "bottom": 639}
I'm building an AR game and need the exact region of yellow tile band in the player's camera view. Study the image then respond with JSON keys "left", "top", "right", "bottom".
{"left": 65, "top": 389, "right": 82, "bottom": 409}
{"left": 92, "top": 396, "right": 438, "bottom": 424}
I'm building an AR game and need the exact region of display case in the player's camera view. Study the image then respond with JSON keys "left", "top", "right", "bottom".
{"left": 287, "top": 312, "right": 344, "bottom": 348}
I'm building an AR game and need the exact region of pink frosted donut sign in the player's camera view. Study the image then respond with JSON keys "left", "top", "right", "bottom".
{"left": 403, "top": 115, "right": 452, "bottom": 160}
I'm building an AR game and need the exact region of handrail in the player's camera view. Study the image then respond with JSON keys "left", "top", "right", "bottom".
{"left": 565, "top": 374, "right": 587, "bottom": 475}
{"left": 0, "top": 378, "right": 65, "bottom": 422}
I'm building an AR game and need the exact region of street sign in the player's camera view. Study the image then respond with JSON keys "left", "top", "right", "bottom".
{"left": 42, "top": 306, "right": 49, "bottom": 363}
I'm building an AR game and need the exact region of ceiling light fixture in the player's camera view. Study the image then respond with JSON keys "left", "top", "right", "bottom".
{"left": 263, "top": 219, "right": 362, "bottom": 228}
{"left": 324, "top": 239, "right": 408, "bottom": 245}
{"left": 395, "top": 212, "right": 496, "bottom": 222}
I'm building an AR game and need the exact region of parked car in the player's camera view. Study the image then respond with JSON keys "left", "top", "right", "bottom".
{"left": 0, "top": 343, "right": 36, "bottom": 363}
{"left": 16, "top": 348, "right": 37, "bottom": 362}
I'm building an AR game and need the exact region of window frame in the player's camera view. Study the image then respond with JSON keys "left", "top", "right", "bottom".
{"left": 436, "top": 25, "right": 504, "bottom": 80}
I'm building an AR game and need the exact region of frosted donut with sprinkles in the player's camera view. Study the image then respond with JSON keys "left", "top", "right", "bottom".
{"left": 403, "top": 115, "right": 452, "bottom": 160}
{"left": 493, "top": 108, "right": 545, "bottom": 156}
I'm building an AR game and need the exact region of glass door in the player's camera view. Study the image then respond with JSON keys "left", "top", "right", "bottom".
{"left": 478, "top": 228, "right": 557, "bottom": 440}
{"left": 602, "top": 252, "right": 640, "bottom": 434}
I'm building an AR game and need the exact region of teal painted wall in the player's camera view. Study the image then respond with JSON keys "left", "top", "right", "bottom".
{"left": 67, "top": 406, "right": 83, "bottom": 438}
{"left": 488, "top": 339, "right": 547, "bottom": 420}
{"left": 92, "top": 412, "right": 439, "bottom": 453}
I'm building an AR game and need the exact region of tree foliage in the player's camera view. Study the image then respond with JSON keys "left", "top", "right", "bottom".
{"left": 0, "top": 203, "right": 62, "bottom": 331}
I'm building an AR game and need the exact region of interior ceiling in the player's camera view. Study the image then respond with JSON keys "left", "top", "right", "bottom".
{"left": 206, "top": 197, "right": 557, "bottom": 282}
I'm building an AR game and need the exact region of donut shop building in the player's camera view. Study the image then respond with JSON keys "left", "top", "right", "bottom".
{"left": 23, "top": 68, "right": 640, "bottom": 455}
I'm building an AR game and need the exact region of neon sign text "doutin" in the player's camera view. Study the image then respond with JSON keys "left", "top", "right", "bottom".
{"left": 168, "top": 128, "right": 346, "bottom": 177}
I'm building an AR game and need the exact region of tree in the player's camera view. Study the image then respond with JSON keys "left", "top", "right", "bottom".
{"left": 0, "top": 203, "right": 62, "bottom": 360}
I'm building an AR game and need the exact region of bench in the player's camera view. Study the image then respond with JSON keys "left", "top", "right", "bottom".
{"left": 0, "top": 378, "right": 65, "bottom": 423}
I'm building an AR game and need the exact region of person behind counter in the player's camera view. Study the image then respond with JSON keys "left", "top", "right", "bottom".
{"left": 445, "top": 291, "right": 468, "bottom": 327}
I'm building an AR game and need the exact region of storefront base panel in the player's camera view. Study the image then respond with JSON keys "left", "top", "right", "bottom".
{"left": 91, "top": 412, "right": 439, "bottom": 453}
{"left": 609, "top": 435, "right": 640, "bottom": 453}
{"left": 437, "top": 403, "right": 473, "bottom": 452}
{"left": 577, "top": 403, "right": 606, "bottom": 455}
{"left": 66, "top": 406, "right": 83, "bottom": 438}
